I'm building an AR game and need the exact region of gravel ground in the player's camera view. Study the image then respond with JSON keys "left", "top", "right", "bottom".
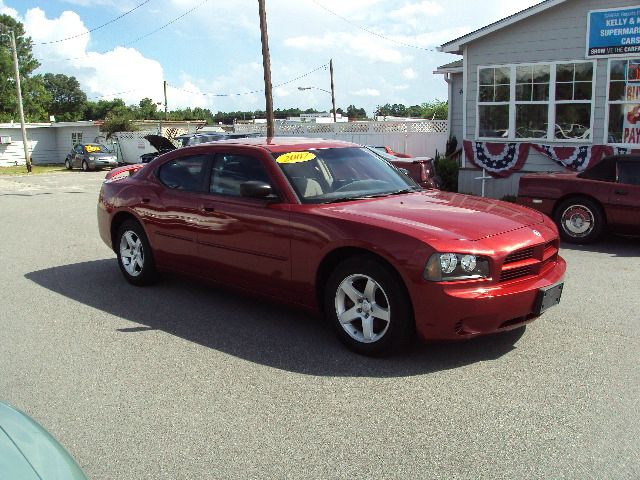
{"left": 0, "top": 171, "right": 638, "bottom": 479}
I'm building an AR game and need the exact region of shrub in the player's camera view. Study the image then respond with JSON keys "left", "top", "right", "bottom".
{"left": 434, "top": 155, "right": 459, "bottom": 192}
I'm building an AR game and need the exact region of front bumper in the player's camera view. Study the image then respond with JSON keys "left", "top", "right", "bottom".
{"left": 90, "top": 158, "right": 118, "bottom": 169}
{"left": 411, "top": 256, "right": 566, "bottom": 341}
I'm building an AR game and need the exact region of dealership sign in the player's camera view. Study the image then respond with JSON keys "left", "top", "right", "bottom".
{"left": 587, "top": 6, "right": 640, "bottom": 57}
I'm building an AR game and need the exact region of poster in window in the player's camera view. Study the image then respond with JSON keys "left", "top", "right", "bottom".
{"left": 622, "top": 60, "right": 640, "bottom": 143}
{"left": 587, "top": 6, "right": 640, "bottom": 58}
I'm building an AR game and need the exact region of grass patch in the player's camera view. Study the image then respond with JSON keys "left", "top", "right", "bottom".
{"left": 0, "top": 164, "right": 67, "bottom": 176}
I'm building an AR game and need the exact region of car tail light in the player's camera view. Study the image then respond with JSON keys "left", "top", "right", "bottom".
{"left": 419, "top": 163, "right": 429, "bottom": 182}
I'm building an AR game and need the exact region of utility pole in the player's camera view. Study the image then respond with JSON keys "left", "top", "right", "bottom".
{"left": 330, "top": 59, "right": 337, "bottom": 123}
{"left": 163, "top": 80, "right": 168, "bottom": 120}
{"left": 6, "top": 28, "right": 31, "bottom": 172}
{"left": 258, "top": 0, "right": 275, "bottom": 137}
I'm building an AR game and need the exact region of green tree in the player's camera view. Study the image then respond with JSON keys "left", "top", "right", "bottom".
{"left": 420, "top": 100, "right": 448, "bottom": 120}
{"left": 346, "top": 105, "right": 366, "bottom": 120}
{"left": 0, "top": 14, "right": 43, "bottom": 122}
{"left": 40, "top": 73, "right": 87, "bottom": 121}
{"left": 83, "top": 98, "right": 127, "bottom": 120}
{"left": 134, "top": 97, "right": 159, "bottom": 120}
{"left": 101, "top": 105, "right": 137, "bottom": 138}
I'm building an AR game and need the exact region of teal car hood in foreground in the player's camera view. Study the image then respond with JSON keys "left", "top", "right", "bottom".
{"left": 0, "top": 402, "right": 87, "bottom": 480}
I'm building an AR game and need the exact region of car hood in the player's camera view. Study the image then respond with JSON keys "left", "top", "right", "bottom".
{"left": 0, "top": 402, "right": 87, "bottom": 479}
{"left": 144, "top": 134, "right": 176, "bottom": 152}
{"left": 321, "top": 190, "right": 545, "bottom": 241}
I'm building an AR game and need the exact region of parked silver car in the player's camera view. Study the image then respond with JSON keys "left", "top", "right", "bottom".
{"left": 64, "top": 143, "right": 118, "bottom": 171}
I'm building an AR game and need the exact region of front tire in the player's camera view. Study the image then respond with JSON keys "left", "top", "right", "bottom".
{"left": 116, "top": 219, "right": 158, "bottom": 286}
{"left": 325, "top": 256, "right": 414, "bottom": 356}
{"left": 82, "top": 160, "right": 90, "bottom": 172}
{"left": 65, "top": 159, "right": 72, "bottom": 170}
{"left": 554, "top": 197, "right": 604, "bottom": 244}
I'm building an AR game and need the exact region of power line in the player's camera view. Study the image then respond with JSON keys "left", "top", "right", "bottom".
{"left": 87, "top": 88, "right": 144, "bottom": 100}
{"left": 58, "top": 0, "right": 210, "bottom": 62}
{"left": 167, "top": 62, "right": 329, "bottom": 97}
{"left": 35, "top": 0, "right": 153, "bottom": 45}
{"left": 310, "top": 0, "right": 438, "bottom": 52}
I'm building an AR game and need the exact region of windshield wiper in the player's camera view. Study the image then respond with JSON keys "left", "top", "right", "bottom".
{"left": 323, "top": 188, "right": 419, "bottom": 204}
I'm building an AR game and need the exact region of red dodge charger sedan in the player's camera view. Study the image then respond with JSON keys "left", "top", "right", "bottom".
{"left": 98, "top": 138, "right": 565, "bottom": 355}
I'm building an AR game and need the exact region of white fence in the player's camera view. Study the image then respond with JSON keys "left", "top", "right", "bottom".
{"left": 235, "top": 120, "right": 448, "bottom": 158}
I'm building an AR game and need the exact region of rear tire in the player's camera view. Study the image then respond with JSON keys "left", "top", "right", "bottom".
{"left": 116, "top": 219, "right": 158, "bottom": 286}
{"left": 554, "top": 197, "right": 604, "bottom": 244}
{"left": 325, "top": 256, "right": 414, "bottom": 356}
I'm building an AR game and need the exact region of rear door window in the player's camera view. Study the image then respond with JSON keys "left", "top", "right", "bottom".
{"left": 158, "top": 154, "right": 210, "bottom": 191}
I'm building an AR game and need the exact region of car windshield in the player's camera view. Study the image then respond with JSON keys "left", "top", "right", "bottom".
{"left": 84, "top": 144, "right": 111, "bottom": 153}
{"left": 274, "top": 147, "right": 419, "bottom": 204}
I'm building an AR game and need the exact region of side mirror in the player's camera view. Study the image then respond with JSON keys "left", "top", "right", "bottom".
{"left": 240, "top": 180, "right": 277, "bottom": 199}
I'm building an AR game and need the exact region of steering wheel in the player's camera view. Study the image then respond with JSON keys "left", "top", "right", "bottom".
{"left": 333, "top": 179, "right": 390, "bottom": 193}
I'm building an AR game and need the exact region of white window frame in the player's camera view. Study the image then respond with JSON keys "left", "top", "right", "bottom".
{"left": 71, "top": 131, "right": 83, "bottom": 147}
{"left": 476, "top": 60, "right": 597, "bottom": 143}
{"left": 604, "top": 57, "right": 640, "bottom": 146}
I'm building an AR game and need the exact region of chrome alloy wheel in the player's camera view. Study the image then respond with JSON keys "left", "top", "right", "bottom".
{"left": 561, "top": 204, "right": 594, "bottom": 237}
{"left": 119, "top": 230, "right": 144, "bottom": 277}
{"left": 335, "top": 274, "right": 391, "bottom": 344}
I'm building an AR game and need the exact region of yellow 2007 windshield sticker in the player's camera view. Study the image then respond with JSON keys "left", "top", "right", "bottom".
{"left": 85, "top": 145, "right": 101, "bottom": 153}
{"left": 276, "top": 151, "right": 316, "bottom": 164}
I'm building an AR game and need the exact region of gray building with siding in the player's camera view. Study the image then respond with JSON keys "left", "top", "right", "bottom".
{"left": 436, "top": 0, "right": 638, "bottom": 197}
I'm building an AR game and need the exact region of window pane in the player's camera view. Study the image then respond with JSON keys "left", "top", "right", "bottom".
{"left": 158, "top": 155, "right": 207, "bottom": 191}
{"left": 609, "top": 81, "right": 625, "bottom": 101}
{"left": 479, "top": 85, "right": 494, "bottom": 102}
{"left": 627, "top": 61, "right": 640, "bottom": 81}
{"left": 607, "top": 104, "right": 624, "bottom": 143}
{"left": 556, "top": 63, "right": 574, "bottom": 82}
{"left": 210, "top": 154, "right": 271, "bottom": 196}
{"left": 533, "top": 65, "right": 550, "bottom": 83}
{"left": 516, "top": 104, "right": 548, "bottom": 138}
{"left": 479, "top": 105, "right": 509, "bottom": 138}
{"left": 479, "top": 68, "right": 494, "bottom": 85}
{"left": 555, "top": 104, "right": 591, "bottom": 140}
{"left": 574, "top": 62, "right": 593, "bottom": 81}
{"left": 516, "top": 65, "right": 532, "bottom": 83}
{"left": 495, "top": 84, "right": 510, "bottom": 102}
{"left": 556, "top": 82, "right": 573, "bottom": 101}
{"left": 495, "top": 67, "right": 510, "bottom": 85}
{"left": 574, "top": 81, "right": 592, "bottom": 100}
{"left": 610, "top": 60, "right": 626, "bottom": 81}
{"left": 532, "top": 83, "right": 549, "bottom": 101}
{"left": 516, "top": 83, "right": 532, "bottom": 101}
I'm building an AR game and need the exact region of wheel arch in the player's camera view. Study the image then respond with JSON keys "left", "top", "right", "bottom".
{"left": 110, "top": 211, "right": 147, "bottom": 252}
{"left": 552, "top": 193, "right": 607, "bottom": 224}
{"left": 315, "top": 246, "right": 413, "bottom": 319}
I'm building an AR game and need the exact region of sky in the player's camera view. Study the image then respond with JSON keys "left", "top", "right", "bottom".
{"left": 2, "top": 0, "right": 542, "bottom": 116}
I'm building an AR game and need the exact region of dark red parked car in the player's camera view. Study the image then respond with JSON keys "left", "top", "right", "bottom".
{"left": 365, "top": 146, "right": 440, "bottom": 189}
{"left": 98, "top": 138, "right": 566, "bottom": 355}
{"left": 517, "top": 155, "right": 640, "bottom": 243}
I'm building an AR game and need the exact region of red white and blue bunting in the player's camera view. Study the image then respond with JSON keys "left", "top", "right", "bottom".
{"left": 531, "top": 144, "right": 610, "bottom": 172}
{"left": 463, "top": 140, "right": 640, "bottom": 178}
{"left": 463, "top": 140, "right": 530, "bottom": 178}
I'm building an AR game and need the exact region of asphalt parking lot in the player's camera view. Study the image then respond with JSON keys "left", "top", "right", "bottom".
{"left": 0, "top": 171, "right": 638, "bottom": 479}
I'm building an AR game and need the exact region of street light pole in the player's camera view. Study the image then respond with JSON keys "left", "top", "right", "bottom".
{"left": 258, "top": 0, "right": 275, "bottom": 137}
{"left": 6, "top": 29, "right": 31, "bottom": 172}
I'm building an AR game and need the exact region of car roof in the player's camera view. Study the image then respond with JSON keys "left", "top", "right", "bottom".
{"left": 203, "top": 136, "right": 359, "bottom": 153}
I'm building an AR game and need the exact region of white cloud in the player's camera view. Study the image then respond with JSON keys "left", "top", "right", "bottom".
{"left": 352, "top": 88, "right": 380, "bottom": 97}
{"left": 389, "top": 1, "right": 444, "bottom": 29}
{"left": 0, "top": 0, "right": 18, "bottom": 18}
{"left": 402, "top": 68, "right": 417, "bottom": 80}
{"left": 285, "top": 32, "right": 411, "bottom": 64}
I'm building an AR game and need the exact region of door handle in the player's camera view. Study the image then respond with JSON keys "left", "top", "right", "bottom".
{"left": 142, "top": 198, "right": 150, "bottom": 203}
{"left": 202, "top": 205, "right": 215, "bottom": 212}
{"left": 614, "top": 190, "right": 628, "bottom": 196}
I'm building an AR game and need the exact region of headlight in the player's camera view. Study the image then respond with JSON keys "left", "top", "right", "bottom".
{"left": 424, "top": 253, "right": 490, "bottom": 282}
{"left": 89, "top": 156, "right": 95, "bottom": 161}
